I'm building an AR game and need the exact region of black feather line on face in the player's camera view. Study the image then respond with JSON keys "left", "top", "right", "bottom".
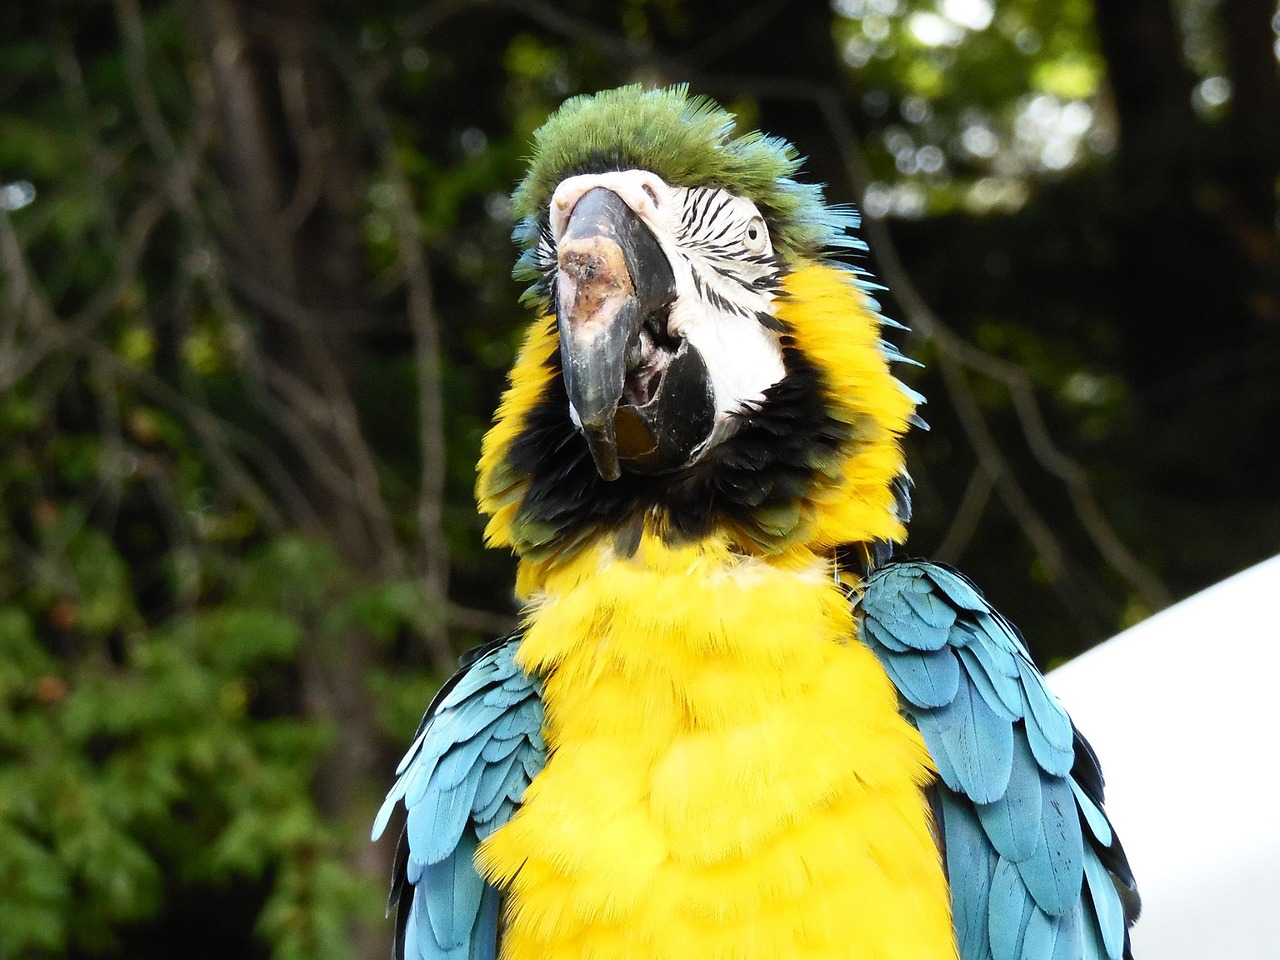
{"left": 756, "top": 310, "right": 788, "bottom": 333}
{"left": 504, "top": 339, "right": 849, "bottom": 553}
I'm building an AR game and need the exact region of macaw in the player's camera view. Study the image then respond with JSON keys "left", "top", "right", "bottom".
{"left": 373, "top": 85, "right": 1139, "bottom": 960}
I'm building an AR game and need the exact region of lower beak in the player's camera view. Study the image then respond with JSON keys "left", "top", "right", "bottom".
{"left": 555, "top": 188, "right": 677, "bottom": 480}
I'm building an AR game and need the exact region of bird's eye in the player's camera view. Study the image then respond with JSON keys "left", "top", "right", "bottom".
{"left": 743, "top": 215, "right": 769, "bottom": 255}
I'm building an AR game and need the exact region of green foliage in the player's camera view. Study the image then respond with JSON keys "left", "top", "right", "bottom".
{"left": 0, "top": 17, "right": 442, "bottom": 943}
{"left": 0, "top": 522, "right": 398, "bottom": 957}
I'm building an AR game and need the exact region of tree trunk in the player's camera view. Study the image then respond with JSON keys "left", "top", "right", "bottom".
{"left": 1219, "top": 0, "right": 1280, "bottom": 280}
{"left": 1093, "top": 0, "right": 1198, "bottom": 149}
{"left": 1091, "top": 0, "right": 1280, "bottom": 502}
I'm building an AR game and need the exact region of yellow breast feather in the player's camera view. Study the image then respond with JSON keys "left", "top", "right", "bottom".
{"left": 478, "top": 535, "right": 958, "bottom": 960}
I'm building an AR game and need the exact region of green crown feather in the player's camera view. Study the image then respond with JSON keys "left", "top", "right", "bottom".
{"left": 511, "top": 84, "right": 864, "bottom": 295}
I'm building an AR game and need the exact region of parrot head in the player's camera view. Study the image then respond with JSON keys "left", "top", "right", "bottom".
{"left": 478, "top": 85, "right": 921, "bottom": 585}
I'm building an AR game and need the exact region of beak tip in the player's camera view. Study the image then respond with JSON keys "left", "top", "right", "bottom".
{"left": 581, "top": 423, "right": 622, "bottom": 482}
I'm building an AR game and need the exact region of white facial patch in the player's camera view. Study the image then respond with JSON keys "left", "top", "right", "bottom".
{"left": 549, "top": 170, "right": 787, "bottom": 445}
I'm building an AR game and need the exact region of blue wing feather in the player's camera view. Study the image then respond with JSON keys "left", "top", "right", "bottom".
{"left": 472, "top": 750, "right": 523, "bottom": 813}
{"left": 375, "top": 636, "right": 545, "bottom": 960}
{"left": 862, "top": 612, "right": 915, "bottom": 652}
{"left": 852, "top": 560, "right": 1139, "bottom": 960}
{"left": 904, "top": 585, "right": 959, "bottom": 634}
{"left": 475, "top": 800, "right": 515, "bottom": 841}
{"left": 403, "top": 891, "right": 425, "bottom": 959}
{"left": 474, "top": 776, "right": 521, "bottom": 828}
{"left": 1051, "top": 908, "right": 1085, "bottom": 960}
{"left": 1018, "top": 662, "right": 1076, "bottom": 776}
{"left": 1083, "top": 850, "right": 1126, "bottom": 960}
{"left": 925, "top": 721, "right": 964, "bottom": 792}
{"left": 1070, "top": 779, "right": 1114, "bottom": 848}
{"left": 879, "top": 646, "right": 961, "bottom": 708}
{"left": 490, "top": 698, "right": 541, "bottom": 741}
{"left": 975, "top": 733, "right": 1042, "bottom": 862}
{"left": 396, "top": 726, "right": 432, "bottom": 776}
{"left": 422, "top": 830, "right": 486, "bottom": 948}
{"left": 988, "top": 858, "right": 1034, "bottom": 960}
{"left": 942, "top": 792, "right": 998, "bottom": 960}
{"left": 1081, "top": 899, "right": 1116, "bottom": 960}
{"left": 1016, "top": 771, "right": 1084, "bottom": 915}
{"left": 411, "top": 776, "right": 482, "bottom": 865}
{"left": 1022, "top": 702, "right": 1077, "bottom": 778}
{"left": 922, "top": 564, "right": 989, "bottom": 611}
{"left": 440, "top": 662, "right": 500, "bottom": 706}
{"left": 469, "top": 886, "right": 501, "bottom": 960}
{"left": 956, "top": 644, "right": 1022, "bottom": 719}
{"left": 479, "top": 732, "right": 523, "bottom": 764}
{"left": 1020, "top": 906, "right": 1057, "bottom": 960}
{"left": 434, "top": 723, "right": 504, "bottom": 791}
{"left": 928, "top": 674, "right": 1014, "bottom": 804}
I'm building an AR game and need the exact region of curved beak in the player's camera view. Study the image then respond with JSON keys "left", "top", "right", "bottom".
{"left": 555, "top": 188, "right": 676, "bottom": 481}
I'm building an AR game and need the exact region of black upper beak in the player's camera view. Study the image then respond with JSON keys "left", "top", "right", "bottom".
{"left": 555, "top": 188, "right": 676, "bottom": 480}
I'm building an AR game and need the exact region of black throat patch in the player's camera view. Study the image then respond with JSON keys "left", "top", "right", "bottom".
{"left": 503, "top": 340, "right": 851, "bottom": 557}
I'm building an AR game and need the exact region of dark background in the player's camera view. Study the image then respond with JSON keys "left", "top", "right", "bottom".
{"left": 1, "top": 0, "right": 1277, "bottom": 956}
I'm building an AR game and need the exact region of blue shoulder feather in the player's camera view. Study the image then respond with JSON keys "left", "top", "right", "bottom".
{"left": 852, "top": 560, "right": 1139, "bottom": 960}
{"left": 373, "top": 637, "right": 545, "bottom": 960}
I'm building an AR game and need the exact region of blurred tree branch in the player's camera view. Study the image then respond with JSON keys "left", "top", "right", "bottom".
{"left": 338, "top": 48, "right": 453, "bottom": 666}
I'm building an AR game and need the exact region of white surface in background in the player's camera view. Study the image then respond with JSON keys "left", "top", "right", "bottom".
{"left": 1049, "top": 554, "right": 1280, "bottom": 958}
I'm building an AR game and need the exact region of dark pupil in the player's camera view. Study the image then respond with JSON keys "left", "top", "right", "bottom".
{"left": 748, "top": 225, "right": 758, "bottom": 239}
